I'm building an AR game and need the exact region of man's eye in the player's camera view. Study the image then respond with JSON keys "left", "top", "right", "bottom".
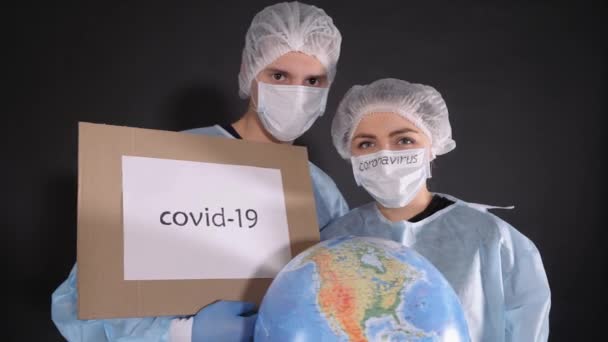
{"left": 272, "top": 73, "right": 285, "bottom": 81}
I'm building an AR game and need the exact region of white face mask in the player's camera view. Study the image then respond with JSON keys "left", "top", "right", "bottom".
{"left": 256, "top": 81, "right": 329, "bottom": 142}
{"left": 351, "top": 148, "right": 431, "bottom": 208}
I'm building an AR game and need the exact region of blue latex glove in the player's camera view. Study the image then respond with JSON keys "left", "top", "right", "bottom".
{"left": 191, "top": 300, "right": 257, "bottom": 342}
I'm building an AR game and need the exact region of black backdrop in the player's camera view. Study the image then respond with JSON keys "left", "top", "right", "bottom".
{"left": 10, "top": 1, "right": 606, "bottom": 341}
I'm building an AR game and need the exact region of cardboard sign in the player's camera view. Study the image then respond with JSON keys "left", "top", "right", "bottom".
{"left": 77, "top": 122, "right": 319, "bottom": 319}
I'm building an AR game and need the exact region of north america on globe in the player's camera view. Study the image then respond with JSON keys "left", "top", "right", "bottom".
{"left": 299, "top": 238, "right": 431, "bottom": 341}
{"left": 255, "top": 236, "right": 470, "bottom": 342}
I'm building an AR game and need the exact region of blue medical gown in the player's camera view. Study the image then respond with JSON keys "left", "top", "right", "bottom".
{"left": 320, "top": 193, "right": 551, "bottom": 342}
{"left": 51, "top": 125, "right": 349, "bottom": 341}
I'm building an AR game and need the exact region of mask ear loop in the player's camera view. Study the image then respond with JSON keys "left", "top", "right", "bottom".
{"left": 250, "top": 78, "right": 261, "bottom": 111}
{"left": 426, "top": 148, "right": 434, "bottom": 179}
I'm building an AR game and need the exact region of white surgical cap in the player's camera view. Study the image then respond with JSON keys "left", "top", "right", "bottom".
{"left": 238, "top": 1, "right": 342, "bottom": 99}
{"left": 331, "top": 78, "right": 456, "bottom": 159}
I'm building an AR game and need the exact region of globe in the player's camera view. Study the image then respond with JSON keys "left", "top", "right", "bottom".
{"left": 254, "top": 235, "right": 470, "bottom": 342}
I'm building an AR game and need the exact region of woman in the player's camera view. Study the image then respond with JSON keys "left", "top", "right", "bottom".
{"left": 321, "top": 78, "right": 551, "bottom": 342}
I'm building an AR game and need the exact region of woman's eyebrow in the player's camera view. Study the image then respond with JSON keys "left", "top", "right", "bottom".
{"left": 353, "top": 133, "right": 376, "bottom": 140}
{"left": 389, "top": 128, "right": 417, "bottom": 137}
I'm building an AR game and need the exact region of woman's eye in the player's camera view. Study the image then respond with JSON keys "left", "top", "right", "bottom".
{"left": 308, "top": 78, "right": 318, "bottom": 86}
{"left": 272, "top": 73, "right": 285, "bottom": 81}
{"left": 358, "top": 141, "right": 374, "bottom": 149}
{"left": 397, "top": 137, "right": 414, "bottom": 145}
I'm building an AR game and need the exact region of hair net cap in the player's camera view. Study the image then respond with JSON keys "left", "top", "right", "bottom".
{"left": 238, "top": 1, "right": 342, "bottom": 99}
{"left": 331, "top": 78, "right": 456, "bottom": 159}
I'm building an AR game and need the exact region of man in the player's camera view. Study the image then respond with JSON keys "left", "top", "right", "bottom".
{"left": 51, "top": 2, "right": 348, "bottom": 341}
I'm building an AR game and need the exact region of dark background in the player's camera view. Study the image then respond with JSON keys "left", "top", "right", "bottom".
{"left": 10, "top": 0, "right": 606, "bottom": 340}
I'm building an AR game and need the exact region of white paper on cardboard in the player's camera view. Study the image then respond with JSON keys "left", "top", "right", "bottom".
{"left": 121, "top": 155, "right": 292, "bottom": 280}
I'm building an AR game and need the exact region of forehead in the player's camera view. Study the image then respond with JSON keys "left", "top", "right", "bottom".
{"left": 265, "top": 51, "right": 327, "bottom": 76}
{"left": 354, "top": 112, "right": 418, "bottom": 133}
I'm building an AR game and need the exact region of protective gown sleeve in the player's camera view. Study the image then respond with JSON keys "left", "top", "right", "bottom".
{"left": 500, "top": 223, "right": 551, "bottom": 342}
{"left": 51, "top": 263, "right": 174, "bottom": 342}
